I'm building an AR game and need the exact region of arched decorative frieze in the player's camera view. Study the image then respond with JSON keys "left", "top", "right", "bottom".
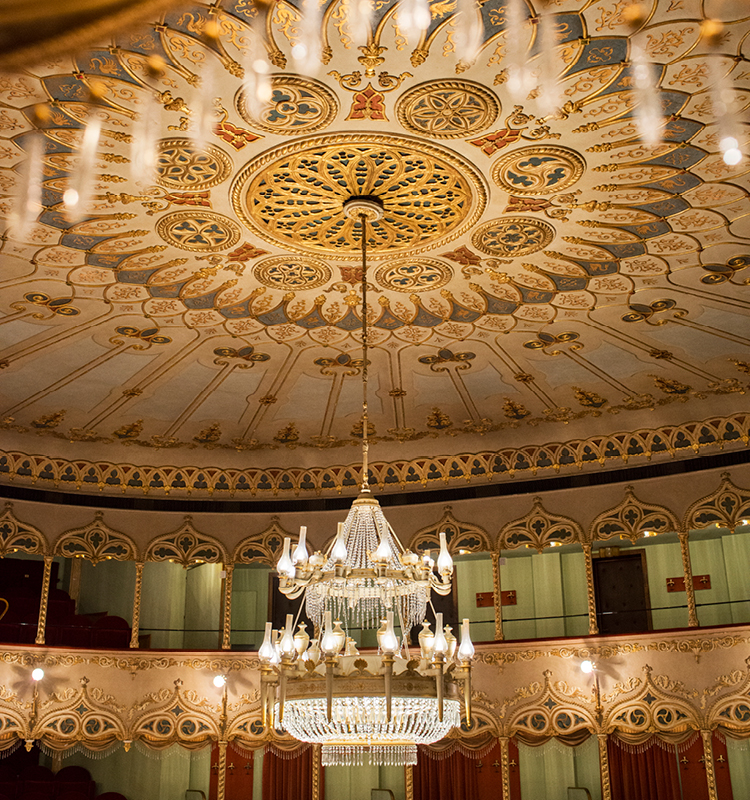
{"left": 498, "top": 497, "right": 583, "bottom": 552}
{"left": 0, "top": 685, "right": 29, "bottom": 747}
{"left": 144, "top": 518, "right": 228, "bottom": 566}
{"left": 410, "top": 505, "right": 492, "bottom": 555}
{"left": 131, "top": 679, "right": 220, "bottom": 749}
{"left": 54, "top": 512, "right": 138, "bottom": 564}
{"left": 506, "top": 670, "right": 597, "bottom": 740}
{"left": 0, "top": 502, "right": 46, "bottom": 556}
{"left": 706, "top": 658, "right": 750, "bottom": 735}
{"left": 684, "top": 472, "right": 750, "bottom": 533}
{"left": 604, "top": 666, "right": 700, "bottom": 739}
{"left": 590, "top": 486, "right": 680, "bottom": 543}
{"left": 33, "top": 677, "right": 126, "bottom": 752}
{"left": 233, "top": 517, "right": 293, "bottom": 566}
{"left": 227, "top": 696, "right": 271, "bottom": 749}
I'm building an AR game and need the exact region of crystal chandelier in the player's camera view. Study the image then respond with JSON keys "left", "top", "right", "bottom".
{"left": 258, "top": 197, "right": 475, "bottom": 767}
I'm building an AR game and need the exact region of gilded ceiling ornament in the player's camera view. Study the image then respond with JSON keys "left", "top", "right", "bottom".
{"left": 155, "top": 138, "right": 232, "bottom": 190}
{"left": 375, "top": 258, "right": 453, "bottom": 292}
{"left": 31, "top": 410, "right": 66, "bottom": 429}
{"left": 395, "top": 80, "right": 500, "bottom": 139}
{"left": 156, "top": 210, "right": 241, "bottom": 252}
{"left": 236, "top": 76, "right": 338, "bottom": 134}
{"left": 22, "top": 292, "right": 80, "bottom": 317}
{"left": 426, "top": 407, "right": 452, "bottom": 430}
{"left": 472, "top": 217, "right": 555, "bottom": 258}
{"left": 231, "top": 134, "right": 486, "bottom": 259}
{"left": 275, "top": 422, "right": 300, "bottom": 443}
{"left": 253, "top": 256, "right": 333, "bottom": 291}
{"left": 503, "top": 399, "right": 530, "bottom": 420}
{"left": 491, "top": 146, "right": 586, "bottom": 195}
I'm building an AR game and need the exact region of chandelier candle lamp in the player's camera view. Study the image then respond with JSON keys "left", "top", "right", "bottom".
{"left": 258, "top": 197, "right": 475, "bottom": 767}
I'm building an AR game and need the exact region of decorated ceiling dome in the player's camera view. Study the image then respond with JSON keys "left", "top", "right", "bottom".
{"left": 0, "top": 0, "right": 748, "bottom": 499}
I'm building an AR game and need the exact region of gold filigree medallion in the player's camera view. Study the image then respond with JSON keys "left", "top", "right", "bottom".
{"left": 155, "top": 138, "right": 232, "bottom": 190}
{"left": 490, "top": 146, "right": 585, "bottom": 195}
{"left": 395, "top": 80, "right": 500, "bottom": 139}
{"left": 231, "top": 133, "right": 486, "bottom": 259}
{"left": 472, "top": 217, "right": 555, "bottom": 257}
{"left": 236, "top": 76, "right": 338, "bottom": 134}
{"left": 156, "top": 211, "right": 241, "bottom": 252}
{"left": 253, "top": 256, "right": 333, "bottom": 290}
{"left": 375, "top": 258, "right": 453, "bottom": 292}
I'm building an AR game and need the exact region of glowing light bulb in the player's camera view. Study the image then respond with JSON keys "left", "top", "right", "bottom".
{"left": 437, "top": 531, "right": 453, "bottom": 574}
{"left": 31, "top": 668, "right": 44, "bottom": 681}
{"left": 723, "top": 147, "right": 742, "bottom": 165}
{"left": 279, "top": 613, "right": 296, "bottom": 658}
{"left": 213, "top": 674, "right": 226, "bottom": 688}
{"left": 457, "top": 618, "right": 474, "bottom": 663}
{"left": 258, "top": 621, "right": 275, "bottom": 663}
{"left": 373, "top": 534, "right": 392, "bottom": 562}
{"left": 277, "top": 537, "right": 295, "bottom": 579}
{"left": 331, "top": 522, "right": 347, "bottom": 562}
{"left": 380, "top": 611, "right": 399, "bottom": 654}
{"left": 581, "top": 659, "right": 594, "bottom": 674}
{"left": 432, "top": 612, "right": 448, "bottom": 656}
{"left": 63, "top": 188, "right": 79, "bottom": 208}
{"left": 320, "top": 610, "right": 338, "bottom": 655}
{"left": 293, "top": 526, "right": 308, "bottom": 565}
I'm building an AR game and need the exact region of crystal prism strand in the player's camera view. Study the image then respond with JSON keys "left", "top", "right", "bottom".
{"left": 536, "top": 2, "right": 563, "bottom": 117}
{"left": 189, "top": 52, "right": 218, "bottom": 151}
{"left": 292, "top": 0, "right": 322, "bottom": 75}
{"left": 708, "top": 51, "right": 744, "bottom": 165}
{"left": 64, "top": 115, "right": 102, "bottom": 224}
{"left": 454, "top": 0, "right": 483, "bottom": 68}
{"left": 131, "top": 85, "right": 161, "bottom": 187}
{"left": 10, "top": 128, "right": 43, "bottom": 241}
{"left": 347, "top": 0, "right": 373, "bottom": 49}
{"left": 242, "top": 17, "right": 272, "bottom": 121}
{"left": 505, "top": 0, "right": 534, "bottom": 101}
{"left": 398, "top": 0, "right": 431, "bottom": 45}
{"left": 631, "top": 42, "right": 663, "bottom": 147}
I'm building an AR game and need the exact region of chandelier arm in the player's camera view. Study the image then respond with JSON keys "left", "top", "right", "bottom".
{"left": 392, "top": 591, "right": 412, "bottom": 661}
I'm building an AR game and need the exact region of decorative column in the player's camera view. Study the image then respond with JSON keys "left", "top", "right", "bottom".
{"left": 404, "top": 764, "right": 414, "bottom": 800}
{"left": 35, "top": 555, "right": 54, "bottom": 645}
{"left": 701, "top": 729, "right": 719, "bottom": 800}
{"left": 221, "top": 564, "right": 234, "bottom": 650}
{"left": 312, "top": 745, "right": 323, "bottom": 800}
{"left": 217, "top": 741, "right": 227, "bottom": 800}
{"left": 129, "top": 562, "right": 144, "bottom": 649}
{"left": 582, "top": 544, "right": 599, "bottom": 635}
{"left": 597, "top": 733, "right": 611, "bottom": 800}
{"left": 492, "top": 553, "right": 504, "bottom": 641}
{"left": 499, "top": 735, "right": 511, "bottom": 800}
{"left": 678, "top": 531, "right": 699, "bottom": 627}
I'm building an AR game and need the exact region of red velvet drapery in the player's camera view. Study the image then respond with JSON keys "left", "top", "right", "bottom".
{"left": 262, "top": 747, "right": 315, "bottom": 800}
{"left": 607, "top": 738, "right": 681, "bottom": 800}
{"left": 413, "top": 749, "right": 481, "bottom": 800}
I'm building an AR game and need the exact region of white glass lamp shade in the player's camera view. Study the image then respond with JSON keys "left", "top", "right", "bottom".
{"left": 293, "top": 526, "right": 308, "bottom": 565}
{"left": 277, "top": 537, "right": 296, "bottom": 578}
{"left": 457, "top": 618, "right": 474, "bottom": 662}
{"left": 279, "top": 614, "right": 296, "bottom": 658}
{"left": 331, "top": 522, "right": 348, "bottom": 562}
{"left": 432, "top": 612, "right": 448, "bottom": 656}
{"left": 258, "top": 621, "right": 275, "bottom": 662}
{"left": 437, "top": 532, "right": 453, "bottom": 574}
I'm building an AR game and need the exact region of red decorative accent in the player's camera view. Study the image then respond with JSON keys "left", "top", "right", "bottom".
{"left": 666, "top": 575, "right": 711, "bottom": 592}
{"left": 338, "top": 266, "right": 364, "bottom": 285}
{"left": 214, "top": 121, "right": 261, "bottom": 150}
{"left": 505, "top": 196, "right": 552, "bottom": 213}
{"left": 608, "top": 737, "right": 681, "bottom": 800}
{"left": 162, "top": 191, "right": 211, "bottom": 207}
{"left": 501, "top": 590, "right": 517, "bottom": 606}
{"left": 441, "top": 246, "right": 482, "bottom": 266}
{"left": 475, "top": 591, "right": 493, "bottom": 607}
{"left": 347, "top": 84, "right": 387, "bottom": 121}
{"left": 227, "top": 243, "right": 268, "bottom": 262}
{"left": 468, "top": 128, "right": 523, "bottom": 156}
{"left": 209, "top": 742, "right": 255, "bottom": 800}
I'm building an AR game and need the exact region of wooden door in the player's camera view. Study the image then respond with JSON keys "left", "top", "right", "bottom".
{"left": 208, "top": 743, "right": 254, "bottom": 800}
{"left": 593, "top": 552, "right": 651, "bottom": 635}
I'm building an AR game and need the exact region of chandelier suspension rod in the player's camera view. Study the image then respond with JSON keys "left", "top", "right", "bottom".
{"left": 360, "top": 210, "right": 369, "bottom": 491}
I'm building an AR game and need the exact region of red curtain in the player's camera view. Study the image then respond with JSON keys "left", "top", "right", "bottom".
{"left": 607, "top": 738, "right": 681, "bottom": 800}
{"left": 262, "top": 747, "right": 314, "bottom": 800}
{"left": 414, "top": 749, "right": 480, "bottom": 800}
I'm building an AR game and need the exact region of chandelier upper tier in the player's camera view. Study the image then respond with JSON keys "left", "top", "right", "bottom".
{"left": 258, "top": 197, "right": 475, "bottom": 767}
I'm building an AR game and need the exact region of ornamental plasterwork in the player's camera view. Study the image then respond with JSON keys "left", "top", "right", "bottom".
{"left": 409, "top": 505, "right": 491, "bottom": 555}
{"left": 683, "top": 472, "right": 750, "bottom": 533}
{"left": 0, "top": 1, "right": 748, "bottom": 495}
{"left": 603, "top": 666, "right": 700, "bottom": 737}
{"left": 144, "top": 517, "right": 228, "bottom": 565}
{"left": 589, "top": 485, "right": 681, "bottom": 543}
{"left": 498, "top": 496, "right": 583, "bottom": 551}
{"left": 0, "top": 502, "right": 45, "bottom": 556}
{"left": 232, "top": 517, "right": 291, "bottom": 565}
{"left": 54, "top": 511, "right": 137, "bottom": 564}
{"left": 34, "top": 678, "right": 126, "bottom": 752}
